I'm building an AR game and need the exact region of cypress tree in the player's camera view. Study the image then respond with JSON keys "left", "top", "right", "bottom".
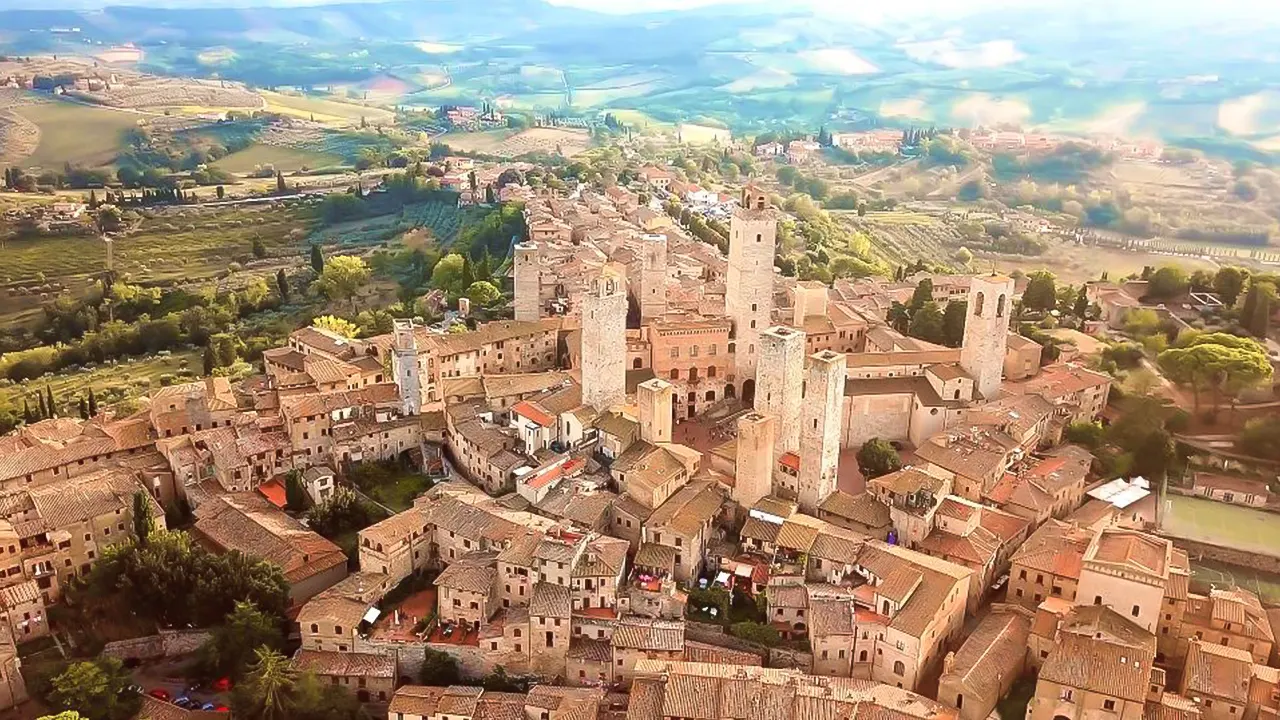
{"left": 203, "top": 345, "right": 216, "bottom": 375}
{"left": 78, "top": 398, "right": 88, "bottom": 420}
{"left": 88, "top": 388, "right": 98, "bottom": 417}
{"left": 276, "top": 268, "right": 290, "bottom": 302}
{"left": 45, "top": 385, "right": 55, "bottom": 419}
{"left": 37, "top": 392, "right": 47, "bottom": 420}
{"left": 310, "top": 244, "right": 324, "bottom": 273}
{"left": 22, "top": 399, "right": 32, "bottom": 424}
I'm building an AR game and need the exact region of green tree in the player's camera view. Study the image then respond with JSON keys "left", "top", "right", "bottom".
{"left": 276, "top": 171, "right": 287, "bottom": 193}
{"left": 276, "top": 269, "right": 291, "bottom": 303}
{"left": 132, "top": 491, "right": 153, "bottom": 545}
{"left": 235, "top": 647, "right": 296, "bottom": 720}
{"left": 465, "top": 281, "right": 502, "bottom": 306}
{"left": 46, "top": 384, "right": 55, "bottom": 419}
{"left": 1073, "top": 286, "right": 1089, "bottom": 318}
{"left": 1240, "top": 417, "right": 1280, "bottom": 461}
{"left": 201, "top": 601, "right": 286, "bottom": 679}
{"left": 419, "top": 648, "right": 461, "bottom": 686}
{"left": 908, "top": 301, "right": 946, "bottom": 344}
{"left": 216, "top": 185, "right": 225, "bottom": 200}
{"left": 1064, "top": 421, "right": 1105, "bottom": 449}
{"left": 48, "top": 658, "right": 139, "bottom": 720}
{"left": 315, "top": 256, "right": 372, "bottom": 312}
{"left": 942, "top": 300, "right": 967, "bottom": 347}
{"left": 1241, "top": 281, "right": 1276, "bottom": 339}
{"left": 1213, "top": 267, "right": 1249, "bottom": 307}
{"left": 310, "top": 244, "right": 324, "bottom": 273}
{"left": 78, "top": 397, "right": 88, "bottom": 420}
{"left": 908, "top": 278, "right": 933, "bottom": 312}
{"left": 1147, "top": 266, "right": 1190, "bottom": 299}
{"left": 728, "top": 621, "right": 780, "bottom": 647}
{"left": 1157, "top": 332, "right": 1273, "bottom": 413}
{"left": 284, "top": 469, "right": 308, "bottom": 512}
{"left": 856, "top": 438, "right": 902, "bottom": 479}
{"left": 1133, "top": 429, "right": 1175, "bottom": 481}
{"left": 430, "top": 253, "right": 467, "bottom": 294}
{"left": 1023, "top": 271, "right": 1057, "bottom": 312}
{"left": 203, "top": 345, "right": 216, "bottom": 375}
{"left": 87, "top": 388, "right": 97, "bottom": 417}
{"left": 887, "top": 302, "right": 910, "bottom": 333}
{"left": 311, "top": 315, "right": 361, "bottom": 338}
{"left": 252, "top": 237, "right": 267, "bottom": 259}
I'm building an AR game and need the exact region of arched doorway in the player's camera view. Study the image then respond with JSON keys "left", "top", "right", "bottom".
{"left": 742, "top": 379, "right": 755, "bottom": 404}
{"left": 725, "top": 384, "right": 736, "bottom": 399}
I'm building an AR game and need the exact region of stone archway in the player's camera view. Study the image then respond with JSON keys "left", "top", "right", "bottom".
{"left": 725, "top": 384, "right": 737, "bottom": 399}
{"left": 742, "top": 379, "right": 756, "bottom": 405}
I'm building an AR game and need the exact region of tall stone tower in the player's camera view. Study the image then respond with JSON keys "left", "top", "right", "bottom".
{"left": 961, "top": 274, "right": 1015, "bottom": 401}
{"left": 798, "top": 350, "right": 846, "bottom": 513}
{"left": 727, "top": 185, "right": 776, "bottom": 393}
{"left": 391, "top": 319, "right": 421, "bottom": 416}
{"left": 639, "top": 233, "right": 668, "bottom": 322}
{"left": 513, "top": 241, "right": 540, "bottom": 323}
{"left": 734, "top": 412, "right": 777, "bottom": 509}
{"left": 756, "top": 326, "right": 806, "bottom": 455}
{"left": 580, "top": 266, "right": 628, "bottom": 410}
{"left": 637, "top": 378, "right": 674, "bottom": 444}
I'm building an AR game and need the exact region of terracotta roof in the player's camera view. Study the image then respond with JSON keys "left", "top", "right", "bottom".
{"left": 1011, "top": 520, "right": 1091, "bottom": 579}
{"left": 1184, "top": 641, "right": 1252, "bottom": 702}
{"left": 612, "top": 617, "right": 684, "bottom": 652}
{"left": 436, "top": 553, "right": 498, "bottom": 594}
{"left": 193, "top": 492, "right": 346, "bottom": 587}
{"left": 1144, "top": 693, "right": 1202, "bottom": 720}
{"left": 292, "top": 649, "right": 395, "bottom": 678}
{"left": 644, "top": 481, "right": 722, "bottom": 538}
{"left": 818, "top": 491, "right": 890, "bottom": 530}
{"left": 939, "top": 607, "right": 1032, "bottom": 701}
{"left": 529, "top": 581, "right": 572, "bottom": 618}
{"left": 389, "top": 686, "right": 447, "bottom": 716}
{"left": 1039, "top": 630, "right": 1154, "bottom": 702}
{"left": 1086, "top": 529, "right": 1170, "bottom": 579}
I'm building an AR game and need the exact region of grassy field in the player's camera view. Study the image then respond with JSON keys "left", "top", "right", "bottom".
{"left": 1161, "top": 494, "right": 1280, "bottom": 557}
{"left": 0, "top": 349, "right": 201, "bottom": 411}
{"left": 212, "top": 143, "right": 344, "bottom": 173}
{"left": 1, "top": 204, "right": 309, "bottom": 284}
{"left": 258, "top": 90, "right": 396, "bottom": 125}
{"left": 363, "top": 471, "right": 432, "bottom": 512}
{"left": 13, "top": 99, "right": 139, "bottom": 168}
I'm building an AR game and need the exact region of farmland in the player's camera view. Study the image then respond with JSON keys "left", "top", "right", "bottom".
{"left": 71, "top": 77, "right": 263, "bottom": 111}
{"left": 258, "top": 89, "right": 397, "bottom": 126}
{"left": 8, "top": 98, "right": 140, "bottom": 169}
{"left": 308, "top": 201, "right": 475, "bottom": 249}
{"left": 839, "top": 211, "right": 966, "bottom": 268}
{"left": 0, "top": 349, "right": 202, "bottom": 419}
{"left": 438, "top": 128, "right": 591, "bottom": 157}
{"left": 212, "top": 144, "right": 345, "bottom": 173}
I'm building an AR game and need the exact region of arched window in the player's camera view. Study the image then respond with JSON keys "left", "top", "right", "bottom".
{"left": 893, "top": 660, "right": 906, "bottom": 676}
{"left": 670, "top": 369, "right": 680, "bottom": 380}
{"left": 973, "top": 292, "right": 985, "bottom": 317}
{"left": 633, "top": 358, "right": 643, "bottom": 369}
{"left": 956, "top": 695, "right": 964, "bottom": 710}
{"left": 689, "top": 367, "right": 699, "bottom": 382}
{"left": 707, "top": 366, "right": 717, "bottom": 378}
{"left": 859, "top": 650, "right": 868, "bottom": 662}
{"left": 997, "top": 293, "right": 1007, "bottom": 318}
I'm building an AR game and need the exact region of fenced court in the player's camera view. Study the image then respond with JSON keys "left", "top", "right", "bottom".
{"left": 1189, "top": 558, "right": 1280, "bottom": 605}
{"left": 1160, "top": 494, "right": 1280, "bottom": 558}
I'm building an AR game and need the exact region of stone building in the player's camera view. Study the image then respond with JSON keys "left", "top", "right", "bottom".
{"left": 733, "top": 412, "right": 776, "bottom": 509}
{"left": 726, "top": 185, "right": 776, "bottom": 397}
{"left": 646, "top": 315, "right": 733, "bottom": 420}
{"left": 636, "top": 379, "right": 674, "bottom": 445}
{"left": 392, "top": 319, "right": 422, "bottom": 416}
{"left": 755, "top": 326, "right": 806, "bottom": 455}
{"left": 513, "top": 241, "right": 541, "bottom": 322}
{"left": 960, "top": 274, "right": 1015, "bottom": 401}
{"left": 638, "top": 233, "right": 668, "bottom": 322}
{"left": 580, "top": 266, "right": 628, "bottom": 411}
{"left": 795, "top": 350, "right": 846, "bottom": 514}
{"left": 938, "top": 604, "right": 1034, "bottom": 720}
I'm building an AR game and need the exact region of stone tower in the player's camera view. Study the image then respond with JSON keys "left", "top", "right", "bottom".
{"left": 639, "top": 233, "right": 668, "bottom": 322}
{"left": 513, "top": 241, "right": 540, "bottom": 322}
{"left": 727, "top": 184, "right": 776, "bottom": 392}
{"left": 756, "top": 326, "right": 806, "bottom": 455}
{"left": 580, "top": 266, "right": 628, "bottom": 410}
{"left": 961, "top": 274, "right": 1015, "bottom": 401}
{"left": 391, "top": 319, "right": 421, "bottom": 416}
{"left": 734, "top": 411, "right": 777, "bottom": 509}
{"left": 798, "top": 350, "right": 846, "bottom": 513}
{"left": 792, "top": 280, "right": 828, "bottom": 326}
{"left": 637, "top": 378, "right": 674, "bottom": 444}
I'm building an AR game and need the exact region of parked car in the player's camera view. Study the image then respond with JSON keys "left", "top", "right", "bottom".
{"left": 214, "top": 705, "right": 230, "bottom": 713}
{"left": 211, "top": 677, "right": 233, "bottom": 692}
{"left": 201, "top": 703, "right": 218, "bottom": 711}
{"left": 148, "top": 689, "right": 171, "bottom": 701}
{"left": 174, "top": 696, "right": 194, "bottom": 709}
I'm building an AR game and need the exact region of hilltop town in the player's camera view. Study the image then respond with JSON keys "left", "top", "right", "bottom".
{"left": 1, "top": 117, "right": 1278, "bottom": 720}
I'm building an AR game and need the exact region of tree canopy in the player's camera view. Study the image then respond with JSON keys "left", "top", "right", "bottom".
{"left": 47, "top": 658, "right": 139, "bottom": 720}
{"left": 856, "top": 438, "right": 902, "bottom": 479}
{"left": 1157, "top": 332, "right": 1273, "bottom": 413}
{"left": 315, "top": 256, "right": 372, "bottom": 311}
{"left": 1022, "top": 271, "right": 1057, "bottom": 312}
{"left": 312, "top": 315, "right": 361, "bottom": 338}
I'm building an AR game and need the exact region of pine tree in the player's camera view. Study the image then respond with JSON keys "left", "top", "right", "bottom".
{"left": 88, "top": 388, "right": 98, "bottom": 417}
{"left": 310, "top": 244, "right": 324, "bottom": 273}
{"left": 276, "top": 268, "right": 290, "bottom": 302}
{"left": 45, "top": 385, "right": 55, "bottom": 419}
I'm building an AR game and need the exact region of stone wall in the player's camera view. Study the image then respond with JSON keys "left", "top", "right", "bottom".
{"left": 101, "top": 630, "right": 212, "bottom": 661}
{"left": 1166, "top": 536, "right": 1280, "bottom": 575}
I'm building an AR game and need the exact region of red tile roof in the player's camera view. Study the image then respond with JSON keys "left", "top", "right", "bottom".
{"left": 512, "top": 401, "right": 556, "bottom": 428}
{"left": 258, "top": 478, "right": 287, "bottom": 509}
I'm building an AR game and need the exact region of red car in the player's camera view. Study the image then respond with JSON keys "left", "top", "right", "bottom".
{"left": 212, "top": 677, "right": 233, "bottom": 692}
{"left": 148, "top": 689, "right": 171, "bottom": 701}
{"left": 214, "top": 706, "right": 230, "bottom": 713}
